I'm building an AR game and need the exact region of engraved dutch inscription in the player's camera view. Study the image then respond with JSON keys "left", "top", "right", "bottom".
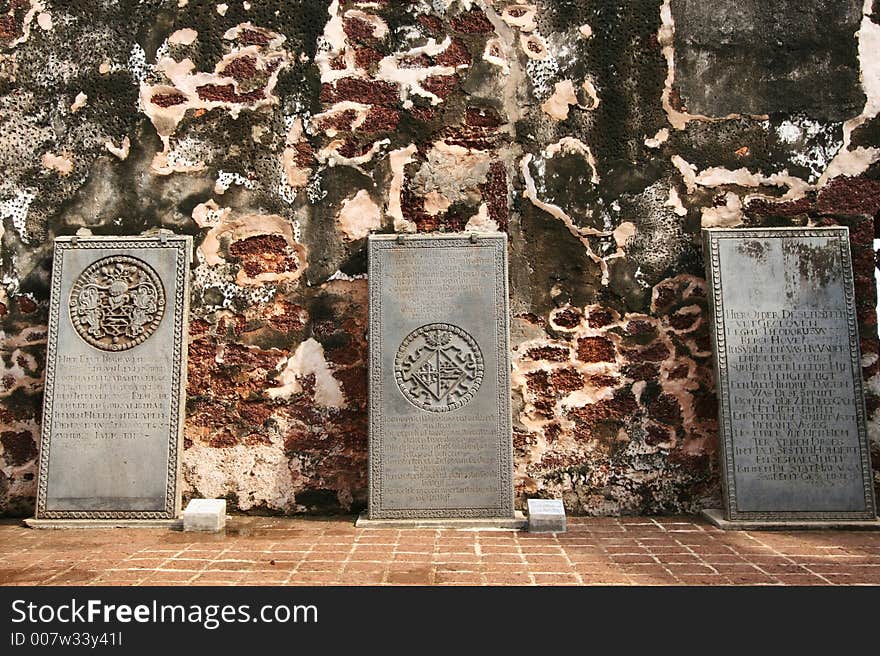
{"left": 35, "top": 235, "right": 191, "bottom": 520}
{"left": 704, "top": 227, "right": 876, "bottom": 521}
{"left": 368, "top": 234, "right": 514, "bottom": 519}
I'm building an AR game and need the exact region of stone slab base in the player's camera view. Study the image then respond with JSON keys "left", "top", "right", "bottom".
{"left": 25, "top": 518, "right": 183, "bottom": 530}
{"left": 701, "top": 509, "right": 880, "bottom": 531}
{"left": 356, "top": 511, "right": 527, "bottom": 530}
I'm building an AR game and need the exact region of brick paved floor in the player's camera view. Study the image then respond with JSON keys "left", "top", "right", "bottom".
{"left": 1, "top": 516, "right": 879, "bottom": 586}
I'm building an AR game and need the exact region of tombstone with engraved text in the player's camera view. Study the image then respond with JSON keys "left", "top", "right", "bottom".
{"left": 28, "top": 235, "right": 191, "bottom": 527}
{"left": 363, "top": 233, "right": 517, "bottom": 525}
{"left": 703, "top": 227, "right": 877, "bottom": 527}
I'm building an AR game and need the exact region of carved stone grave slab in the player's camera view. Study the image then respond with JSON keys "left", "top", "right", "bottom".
{"left": 703, "top": 227, "right": 876, "bottom": 522}
{"left": 33, "top": 235, "right": 191, "bottom": 522}
{"left": 366, "top": 233, "right": 514, "bottom": 519}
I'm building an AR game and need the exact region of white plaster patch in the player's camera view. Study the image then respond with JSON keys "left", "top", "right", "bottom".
{"left": 540, "top": 79, "right": 577, "bottom": 121}
{"left": 337, "top": 189, "right": 381, "bottom": 240}
{"left": 183, "top": 432, "right": 297, "bottom": 513}
{"left": 268, "top": 338, "right": 344, "bottom": 408}
{"left": 41, "top": 151, "right": 73, "bottom": 176}
{"left": 700, "top": 192, "right": 743, "bottom": 228}
{"left": 168, "top": 28, "right": 198, "bottom": 45}
{"left": 645, "top": 128, "right": 669, "bottom": 149}
{"left": 69, "top": 91, "right": 87, "bottom": 113}
{"left": 388, "top": 144, "right": 418, "bottom": 232}
{"left": 464, "top": 203, "right": 499, "bottom": 232}
{"left": 103, "top": 136, "right": 131, "bottom": 160}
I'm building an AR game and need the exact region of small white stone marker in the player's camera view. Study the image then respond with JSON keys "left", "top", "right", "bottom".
{"left": 527, "top": 498, "right": 566, "bottom": 533}
{"left": 183, "top": 499, "right": 226, "bottom": 532}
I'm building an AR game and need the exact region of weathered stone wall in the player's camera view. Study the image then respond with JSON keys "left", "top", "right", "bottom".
{"left": 1, "top": 0, "right": 878, "bottom": 516}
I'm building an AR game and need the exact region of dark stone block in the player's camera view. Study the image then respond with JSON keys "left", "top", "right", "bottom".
{"left": 672, "top": 1, "right": 865, "bottom": 121}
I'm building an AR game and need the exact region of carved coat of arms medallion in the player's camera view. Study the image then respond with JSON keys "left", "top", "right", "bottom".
{"left": 394, "top": 323, "right": 484, "bottom": 412}
{"left": 69, "top": 255, "right": 166, "bottom": 351}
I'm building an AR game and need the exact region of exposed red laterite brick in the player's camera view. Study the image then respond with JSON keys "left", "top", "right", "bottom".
{"left": 329, "top": 54, "right": 346, "bottom": 70}
{"left": 577, "top": 336, "right": 616, "bottom": 363}
{"left": 0, "top": 302, "right": 7, "bottom": 316}
{"left": 228, "top": 235, "right": 297, "bottom": 278}
{"left": 422, "top": 75, "right": 457, "bottom": 99}
{"left": 625, "top": 342, "right": 670, "bottom": 363}
{"left": 692, "top": 390, "right": 718, "bottom": 421}
{"left": 0, "top": 16, "right": 18, "bottom": 39}
{"left": 435, "top": 38, "right": 472, "bottom": 67}
{"left": 410, "top": 106, "right": 436, "bottom": 123}
{"left": 400, "top": 180, "right": 432, "bottom": 231}
{"left": 151, "top": 91, "right": 187, "bottom": 107}
{"left": 333, "top": 366, "right": 367, "bottom": 408}
{"left": 196, "top": 84, "right": 265, "bottom": 104}
{"left": 293, "top": 142, "right": 315, "bottom": 167}
{"left": 544, "top": 422, "right": 562, "bottom": 443}
{"left": 236, "top": 401, "right": 275, "bottom": 427}
{"left": 526, "top": 369, "right": 552, "bottom": 395}
{"left": 450, "top": 8, "right": 494, "bottom": 34}
{"left": 648, "top": 393, "right": 682, "bottom": 426}
{"left": 589, "top": 374, "right": 619, "bottom": 387}
{"left": 15, "top": 296, "right": 36, "bottom": 313}
{"left": 666, "top": 363, "right": 690, "bottom": 380}
{"left": 219, "top": 342, "right": 284, "bottom": 371}
{"left": 552, "top": 307, "right": 583, "bottom": 328}
{"left": 208, "top": 429, "right": 239, "bottom": 448}
{"left": 625, "top": 319, "right": 656, "bottom": 337}
{"left": 465, "top": 106, "right": 502, "bottom": 128}
{"left": 570, "top": 389, "right": 638, "bottom": 423}
{"left": 1, "top": 374, "right": 15, "bottom": 391}
{"left": 417, "top": 14, "right": 443, "bottom": 34}
{"left": 480, "top": 161, "right": 509, "bottom": 231}
{"left": 320, "top": 78, "right": 398, "bottom": 106}
{"left": 525, "top": 345, "right": 570, "bottom": 362}
{"left": 361, "top": 106, "right": 400, "bottom": 132}
{"left": 623, "top": 362, "right": 660, "bottom": 381}
{"left": 549, "top": 368, "right": 584, "bottom": 392}
{"left": 337, "top": 137, "right": 372, "bottom": 159}
{"left": 316, "top": 109, "right": 357, "bottom": 132}
{"left": 266, "top": 301, "right": 307, "bottom": 333}
{"left": 354, "top": 47, "right": 383, "bottom": 70}
{"left": 745, "top": 195, "right": 813, "bottom": 218}
{"left": 653, "top": 286, "right": 677, "bottom": 313}
{"left": 668, "top": 310, "right": 699, "bottom": 331}
{"left": 237, "top": 28, "right": 270, "bottom": 46}
{"left": 645, "top": 423, "right": 672, "bottom": 446}
{"left": 222, "top": 56, "right": 258, "bottom": 81}
{"left": 343, "top": 17, "right": 380, "bottom": 44}
{"left": 0, "top": 431, "right": 36, "bottom": 466}
{"left": 817, "top": 176, "right": 880, "bottom": 216}
{"left": 587, "top": 308, "right": 614, "bottom": 328}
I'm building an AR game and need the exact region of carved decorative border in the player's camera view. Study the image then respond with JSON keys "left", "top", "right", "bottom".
{"left": 367, "top": 234, "right": 514, "bottom": 519}
{"left": 35, "top": 236, "right": 192, "bottom": 520}
{"left": 703, "top": 227, "right": 877, "bottom": 521}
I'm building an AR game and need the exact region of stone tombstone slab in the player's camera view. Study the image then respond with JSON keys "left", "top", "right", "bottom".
{"left": 35, "top": 235, "right": 191, "bottom": 520}
{"left": 704, "top": 227, "right": 876, "bottom": 521}
{"left": 367, "top": 233, "right": 514, "bottom": 519}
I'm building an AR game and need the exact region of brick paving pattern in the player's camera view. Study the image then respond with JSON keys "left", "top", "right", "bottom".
{"left": 1, "top": 516, "right": 879, "bottom": 586}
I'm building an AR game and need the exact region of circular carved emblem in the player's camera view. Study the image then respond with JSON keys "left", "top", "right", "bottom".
{"left": 69, "top": 255, "right": 166, "bottom": 351}
{"left": 394, "top": 323, "right": 484, "bottom": 412}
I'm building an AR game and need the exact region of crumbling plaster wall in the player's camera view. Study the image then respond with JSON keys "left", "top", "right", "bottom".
{"left": 1, "top": 0, "right": 879, "bottom": 516}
